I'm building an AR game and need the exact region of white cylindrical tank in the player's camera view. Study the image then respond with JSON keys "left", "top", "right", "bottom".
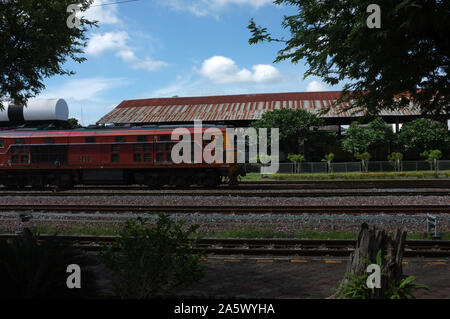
{"left": 23, "top": 99, "right": 69, "bottom": 121}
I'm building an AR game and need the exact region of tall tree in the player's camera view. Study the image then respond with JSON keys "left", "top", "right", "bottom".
{"left": 397, "top": 118, "right": 450, "bottom": 156}
{"left": 0, "top": 0, "right": 96, "bottom": 107}
{"left": 251, "top": 108, "right": 324, "bottom": 157}
{"left": 248, "top": 0, "right": 450, "bottom": 116}
{"left": 67, "top": 117, "right": 83, "bottom": 129}
{"left": 341, "top": 117, "right": 393, "bottom": 157}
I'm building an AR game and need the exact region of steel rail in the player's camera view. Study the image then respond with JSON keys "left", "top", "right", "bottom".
{"left": 0, "top": 204, "right": 449, "bottom": 214}
{"left": 0, "top": 190, "right": 449, "bottom": 197}
{"left": 1, "top": 234, "right": 448, "bottom": 257}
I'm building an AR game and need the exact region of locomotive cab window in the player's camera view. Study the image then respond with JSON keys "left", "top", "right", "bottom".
{"left": 115, "top": 136, "right": 125, "bottom": 143}
{"left": 85, "top": 137, "right": 95, "bottom": 143}
{"left": 0, "top": 139, "right": 4, "bottom": 148}
{"left": 15, "top": 138, "right": 25, "bottom": 144}
{"left": 137, "top": 135, "right": 147, "bottom": 142}
{"left": 44, "top": 138, "right": 54, "bottom": 144}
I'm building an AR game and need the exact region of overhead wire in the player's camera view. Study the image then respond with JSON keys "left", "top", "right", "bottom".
{"left": 90, "top": 0, "right": 141, "bottom": 8}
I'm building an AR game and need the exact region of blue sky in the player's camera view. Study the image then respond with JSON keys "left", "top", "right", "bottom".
{"left": 37, "top": 0, "right": 343, "bottom": 125}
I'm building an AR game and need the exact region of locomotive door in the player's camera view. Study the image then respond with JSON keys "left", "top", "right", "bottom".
{"left": 155, "top": 135, "right": 174, "bottom": 165}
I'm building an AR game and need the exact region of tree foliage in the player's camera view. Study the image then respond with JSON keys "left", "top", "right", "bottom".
{"left": 67, "top": 117, "right": 82, "bottom": 129}
{"left": 341, "top": 117, "right": 392, "bottom": 155}
{"left": 251, "top": 108, "right": 324, "bottom": 154}
{"left": 248, "top": 0, "right": 450, "bottom": 116}
{"left": 398, "top": 118, "right": 450, "bottom": 154}
{"left": 0, "top": 0, "right": 96, "bottom": 107}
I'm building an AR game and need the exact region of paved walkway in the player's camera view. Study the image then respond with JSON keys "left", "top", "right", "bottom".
{"left": 176, "top": 256, "right": 450, "bottom": 299}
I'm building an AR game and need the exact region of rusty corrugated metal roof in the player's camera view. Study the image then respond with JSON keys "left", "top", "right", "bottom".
{"left": 97, "top": 91, "right": 421, "bottom": 124}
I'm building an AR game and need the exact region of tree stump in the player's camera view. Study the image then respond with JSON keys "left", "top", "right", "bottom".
{"left": 342, "top": 223, "right": 407, "bottom": 298}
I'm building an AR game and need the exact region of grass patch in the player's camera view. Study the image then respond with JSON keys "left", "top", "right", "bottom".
{"left": 201, "top": 226, "right": 450, "bottom": 240}
{"left": 242, "top": 171, "right": 450, "bottom": 181}
{"left": 201, "top": 227, "right": 359, "bottom": 239}
{"left": 30, "top": 224, "right": 121, "bottom": 236}
{"left": 3, "top": 224, "right": 449, "bottom": 240}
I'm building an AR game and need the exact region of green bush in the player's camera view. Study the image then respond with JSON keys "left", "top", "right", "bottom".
{"left": 336, "top": 250, "right": 429, "bottom": 299}
{"left": 101, "top": 214, "right": 204, "bottom": 299}
{"left": 271, "top": 171, "right": 450, "bottom": 180}
{"left": 0, "top": 229, "right": 98, "bottom": 298}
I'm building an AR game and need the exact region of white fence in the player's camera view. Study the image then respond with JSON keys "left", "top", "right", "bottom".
{"left": 246, "top": 160, "right": 450, "bottom": 174}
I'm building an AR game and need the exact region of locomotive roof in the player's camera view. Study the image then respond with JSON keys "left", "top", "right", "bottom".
{"left": 0, "top": 124, "right": 229, "bottom": 138}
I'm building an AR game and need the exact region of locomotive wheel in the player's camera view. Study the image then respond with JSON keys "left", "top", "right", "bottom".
{"left": 4, "top": 175, "right": 18, "bottom": 189}
{"left": 16, "top": 176, "right": 28, "bottom": 189}
{"left": 145, "top": 175, "right": 162, "bottom": 188}
{"left": 30, "top": 175, "right": 45, "bottom": 189}
{"left": 170, "top": 175, "right": 190, "bottom": 188}
{"left": 202, "top": 172, "right": 219, "bottom": 188}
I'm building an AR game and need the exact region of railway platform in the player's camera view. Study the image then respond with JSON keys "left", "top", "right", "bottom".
{"left": 174, "top": 256, "right": 449, "bottom": 299}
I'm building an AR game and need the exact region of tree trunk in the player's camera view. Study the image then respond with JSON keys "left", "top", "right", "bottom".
{"left": 344, "top": 223, "right": 407, "bottom": 298}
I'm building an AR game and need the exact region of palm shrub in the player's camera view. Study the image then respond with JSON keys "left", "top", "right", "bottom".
{"left": 420, "top": 150, "right": 442, "bottom": 173}
{"left": 287, "top": 153, "right": 306, "bottom": 173}
{"left": 321, "top": 153, "right": 335, "bottom": 173}
{"left": 101, "top": 214, "right": 204, "bottom": 299}
{"left": 388, "top": 152, "right": 403, "bottom": 172}
{"left": 355, "top": 151, "right": 371, "bottom": 173}
{"left": 0, "top": 229, "right": 99, "bottom": 298}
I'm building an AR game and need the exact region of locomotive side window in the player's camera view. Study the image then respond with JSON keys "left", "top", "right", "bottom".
{"left": 15, "top": 138, "right": 25, "bottom": 144}
{"left": 133, "top": 153, "right": 141, "bottom": 162}
{"left": 111, "top": 144, "right": 120, "bottom": 162}
{"left": 85, "top": 137, "right": 95, "bottom": 143}
{"left": 115, "top": 136, "right": 125, "bottom": 143}
{"left": 133, "top": 144, "right": 143, "bottom": 152}
{"left": 12, "top": 155, "right": 19, "bottom": 163}
{"left": 159, "top": 135, "right": 171, "bottom": 142}
{"left": 44, "top": 138, "right": 54, "bottom": 144}
{"left": 111, "top": 153, "right": 120, "bottom": 163}
{"left": 133, "top": 135, "right": 152, "bottom": 163}
{"left": 111, "top": 144, "right": 120, "bottom": 153}
{"left": 0, "top": 139, "right": 4, "bottom": 148}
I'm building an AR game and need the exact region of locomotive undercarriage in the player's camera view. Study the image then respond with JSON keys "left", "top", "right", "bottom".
{"left": 0, "top": 167, "right": 232, "bottom": 189}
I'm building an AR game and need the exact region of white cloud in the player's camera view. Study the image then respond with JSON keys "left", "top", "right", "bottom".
{"left": 39, "top": 77, "right": 126, "bottom": 102}
{"left": 161, "top": 0, "right": 273, "bottom": 16}
{"left": 83, "top": 0, "right": 120, "bottom": 25}
{"left": 199, "top": 56, "right": 282, "bottom": 84}
{"left": 131, "top": 58, "right": 169, "bottom": 71}
{"left": 86, "top": 31, "right": 129, "bottom": 55}
{"left": 306, "top": 80, "right": 329, "bottom": 92}
{"left": 37, "top": 77, "right": 127, "bottom": 126}
{"left": 86, "top": 32, "right": 168, "bottom": 71}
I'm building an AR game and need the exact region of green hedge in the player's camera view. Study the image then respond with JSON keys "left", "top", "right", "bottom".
{"left": 270, "top": 171, "right": 450, "bottom": 180}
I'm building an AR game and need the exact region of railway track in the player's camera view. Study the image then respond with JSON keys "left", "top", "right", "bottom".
{"left": 1, "top": 179, "right": 449, "bottom": 192}
{"left": 1, "top": 234, "right": 448, "bottom": 257}
{"left": 241, "top": 180, "right": 450, "bottom": 189}
{"left": 1, "top": 204, "right": 450, "bottom": 214}
{"left": 0, "top": 189, "right": 449, "bottom": 197}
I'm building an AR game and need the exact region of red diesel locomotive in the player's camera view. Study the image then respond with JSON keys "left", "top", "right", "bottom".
{"left": 0, "top": 125, "right": 245, "bottom": 188}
